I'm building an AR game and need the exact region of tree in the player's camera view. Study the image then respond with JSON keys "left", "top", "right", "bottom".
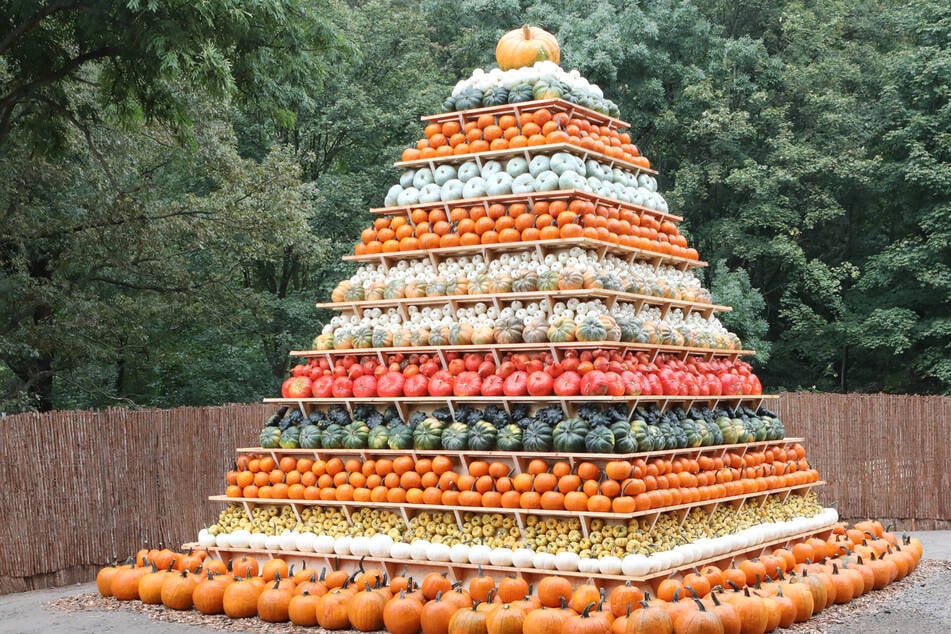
{"left": 0, "top": 1, "right": 341, "bottom": 410}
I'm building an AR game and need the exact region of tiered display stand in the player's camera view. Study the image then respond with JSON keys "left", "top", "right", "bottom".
{"left": 194, "top": 91, "right": 836, "bottom": 593}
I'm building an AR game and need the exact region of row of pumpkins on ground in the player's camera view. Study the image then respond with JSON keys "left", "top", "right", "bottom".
{"left": 95, "top": 519, "right": 921, "bottom": 633}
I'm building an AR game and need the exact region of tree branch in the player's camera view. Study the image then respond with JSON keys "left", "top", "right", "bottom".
{"left": 0, "top": 45, "right": 119, "bottom": 142}
{"left": 0, "top": 1, "right": 84, "bottom": 54}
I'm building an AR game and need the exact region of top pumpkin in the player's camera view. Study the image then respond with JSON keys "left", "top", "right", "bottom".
{"left": 496, "top": 26, "right": 560, "bottom": 70}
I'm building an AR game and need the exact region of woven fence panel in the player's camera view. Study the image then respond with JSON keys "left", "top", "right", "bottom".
{"left": 777, "top": 392, "right": 951, "bottom": 531}
{"left": 0, "top": 404, "right": 264, "bottom": 594}
{"left": 1, "top": 394, "right": 948, "bottom": 593}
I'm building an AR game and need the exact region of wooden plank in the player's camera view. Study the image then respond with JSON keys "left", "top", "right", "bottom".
{"left": 393, "top": 141, "right": 658, "bottom": 179}
{"left": 344, "top": 236, "right": 705, "bottom": 270}
{"left": 315, "top": 288, "right": 729, "bottom": 318}
{"left": 369, "top": 187, "right": 676, "bottom": 223}
{"left": 235, "top": 436, "right": 802, "bottom": 461}
{"left": 209, "top": 481, "right": 826, "bottom": 522}
{"left": 197, "top": 522, "right": 836, "bottom": 588}
{"left": 289, "top": 340, "right": 752, "bottom": 359}
{"left": 418, "top": 98, "right": 631, "bottom": 130}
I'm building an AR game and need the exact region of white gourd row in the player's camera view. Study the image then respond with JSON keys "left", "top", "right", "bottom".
{"left": 384, "top": 152, "right": 668, "bottom": 212}
{"left": 198, "top": 508, "right": 837, "bottom": 577}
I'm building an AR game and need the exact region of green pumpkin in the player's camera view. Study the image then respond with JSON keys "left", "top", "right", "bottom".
{"left": 368, "top": 425, "right": 389, "bottom": 449}
{"left": 482, "top": 86, "right": 509, "bottom": 106}
{"left": 454, "top": 87, "right": 484, "bottom": 110}
{"left": 341, "top": 421, "right": 369, "bottom": 449}
{"left": 493, "top": 316, "right": 523, "bottom": 344}
{"left": 585, "top": 425, "right": 615, "bottom": 454}
{"left": 467, "top": 420, "right": 497, "bottom": 451}
{"left": 299, "top": 424, "right": 321, "bottom": 449}
{"left": 259, "top": 426, "right": 282, "bottom": 449}
{"left": 507, "top": 83, "right": 534, "bottom": 103}
{"left": 313, "top": 332, "right": 334, "bottom": 350}
{"left": 278, "top": 426, "right": 300, "bottom": 449}
{"left": 497, "top": 424, "right": 523, "bottom": 451}
{"left": 553, "top": 417, "right": 587, "bottom": 453}
{"left": 449, "top": 322, "right": 473, "bottom": 346}
{"left": 532, "top": 78, "right": 566, "bottom": 100}
{"left": 428, "top": 325, "right": 451, "bottom": 347}
{"left": 575, "top": 316, "right": 607, "bottom": 342}
{"left": 511, "top": 269, "right": 538, "bottom": 293}
{"left": 612, "top": 421, "right": 636, "bottom": 454}
{"left": 383, "top": 279, "right": 405, "bottom": 300}
{"left": 352, "top": 325, "right": 373, "bottom": 348}
{"left": 522, "top": 419, "right": 554, "bottom": 452}
{"left": 441, "top": 422, "right": 469, "bottom": 451}
{"left": 413, "top": 417, "right": 444, "bottom": 450}
{"left": 344, "top": 284, "right": 365, "bottom": 302}
{"left": 537, "top": 270, "right": 559, "bottom": 291}
{"left": 387, "top": 423, "right": 414, "bottom": 450}
{"left": 321, "top": 423, "right": 345, "bottom": 449}
{"left": 547, "top": 316, "right": 576, "bottom": 342}
{"left": 522, "top": 318, "right": 549, "bottom": 344}
{"left": 615, "top": 315, "right": 640, "bottom": 343}
{"left": 594, "top": 273, "right": 623, "bottom": 290}
{"left": 372, "top": 327, "right": 394, "bottom": 349}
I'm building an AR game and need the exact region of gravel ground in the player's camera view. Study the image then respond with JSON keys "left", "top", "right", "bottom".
{"left": 1, "top": 531, "right": 947, "bottom": 634}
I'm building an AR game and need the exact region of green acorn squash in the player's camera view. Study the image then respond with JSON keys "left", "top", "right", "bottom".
{"left": 553, "top": 417, "right": 587, "bottom": 453}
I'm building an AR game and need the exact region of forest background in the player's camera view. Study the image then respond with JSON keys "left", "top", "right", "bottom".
{"left": 1, "top": 0, "right": 947, "bottom": 412}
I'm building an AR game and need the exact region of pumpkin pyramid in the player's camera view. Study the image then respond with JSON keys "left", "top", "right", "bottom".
{"left": 199, "top": 27, "right": 834, "bottom": 588}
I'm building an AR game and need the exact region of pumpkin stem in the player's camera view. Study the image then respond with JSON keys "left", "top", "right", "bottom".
{"left": 639, "top": 600, "right": 650, "bottom": 610}
{"left": 711, "top": 592, "right": 722, "bottom": 607}
{"left": 166, "top": 561, "right": 175, "bottom": 573}
{"left": 434, "top": 591, "right": 443, "bottom": 601}
{"left": 581, "top": 601, "right": 596, "bottom": 617}
{"left": 626, "top": 603, "right": 632, "bottom": 617}
{"left": 358, "top": 556, "right": 366, "bottom": 573}
{"left": 727, "top": 580, "right": 740, "bottom": 592}
{"left": 694, "top": 598, "right": 707, "bottom": 611}
{"left": 522, "top": 25, "right": 532, "bottom": 40}
{"left": 777, "top": 587, "right": 785, "bottom": 598}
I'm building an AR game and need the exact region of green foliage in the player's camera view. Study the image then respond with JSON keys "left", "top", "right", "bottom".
{"left": 2, "top": 0, "right": 948, "bottom": 410}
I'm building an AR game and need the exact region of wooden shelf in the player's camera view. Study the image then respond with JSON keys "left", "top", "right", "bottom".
{"left": 210, "top": 481, "right": 823, "bottom": 524}
{"left": 317, "top": 288, "right": 728, "bottom": 320}
{"left": 191, "top": 522, "right": 836, "bottom": 587}
{"left": 370, "top": 188, "right": 678, "bottom": 225}
{"left": 344, "top": 236, "right": 704, "bottom": 272}
{"left": 419, "top": 98, "right": 631, "bottom": 132}
{"left": 237, "top": 436, "right": 803, "bottom": 464}
{"left": 394, "top": 142, "right": 657, "bottom": 181}
{"left": 290, "top": 340, "right": 752, "bottom": 363}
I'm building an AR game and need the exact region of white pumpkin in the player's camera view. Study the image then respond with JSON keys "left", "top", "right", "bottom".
{"left": 333, "top": 536, "right": 352, "bottom": 556}
{"left": 229, "top": 529, "right": 251, "bottom": 549}
{"left": 314, "top": 535, "right": 335, "bottom": 554}
{"left": 532, "top": 551, "right": 556, "bottom": 571}
{"left": 279, "top": 531, "right": 299, "bottom": 551}
{"left": 449, "top": 543, "right": 471, "bottom": 564}
{"left": 554, "top": 551, "right": 579, "bottom": 572}
{"left": 368, "top": 534, "right": 394, "bottom": 558}
{"left": 389, "top": 541, "right": 413, "bottom": 561}
{"left": 197, "top": 529, "right": 216, "bottom": 548}
{"left": 578, "top": 557, "right": 601, "bottom": 574}
{"left": 599, "top": 556, "right": 623, "bottom": 575}
{"left": 295, "top": 532, "right": 317, "bottom": 553}
{"left": 468, "top": 545, "right": 492, "bottom": 566}
{"left": 349, "top": 536, "right": 371, "bottom": 558}
{"left": 410, "top": 540, "right": 431, "bottom": 561}
{"left": 621, "top": 554, "right": 651, "bottom": 577}
{"left": 264, "top": 535, "right": 283, "bottom": 551}
{"left": 511, "top": 548, "right": 535, "bottom": 569}
{"left": 214, "top": 533, "right": 231, "bottom": 549}
{"left": 489, "top": 548, "right": 514, "bottom": 567}
{"left": 428, "top": 542, "right": 452, "bottom": 562}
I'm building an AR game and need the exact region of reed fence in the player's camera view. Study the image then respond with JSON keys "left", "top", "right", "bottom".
{"left": 0, "top": 393, "right": 947, "bottom": 593}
